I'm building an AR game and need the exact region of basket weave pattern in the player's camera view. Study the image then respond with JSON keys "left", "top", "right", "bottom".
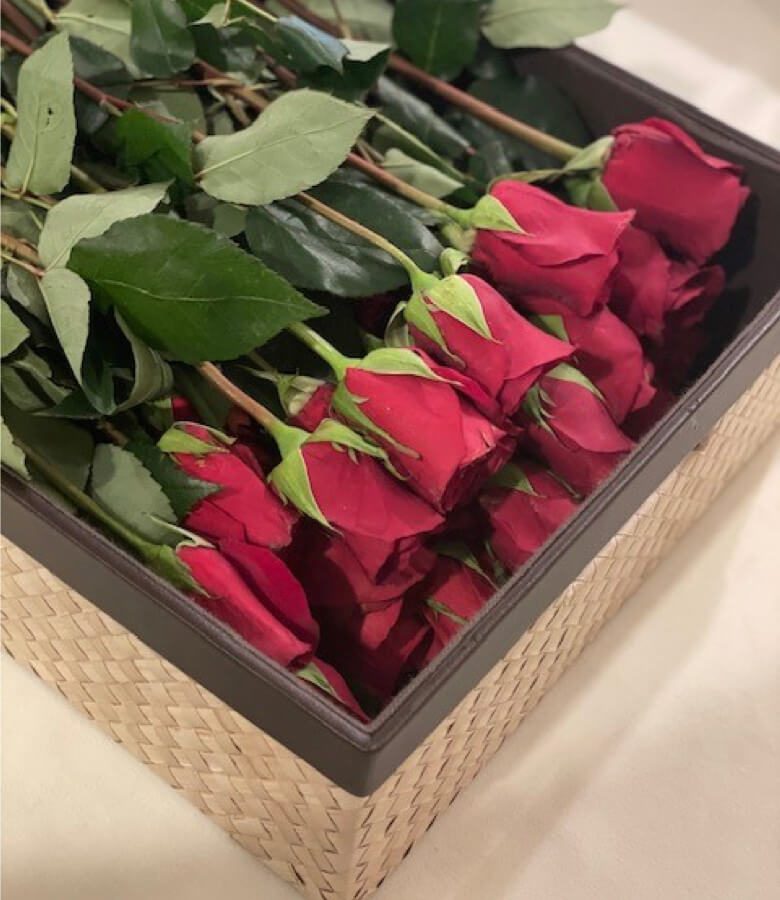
{"left": 3, "top": 357, "right": 779, "bottom": 900}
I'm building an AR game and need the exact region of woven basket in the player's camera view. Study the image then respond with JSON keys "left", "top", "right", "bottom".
{"left": 3, "top": 355, "right": 779, "bottom": 900}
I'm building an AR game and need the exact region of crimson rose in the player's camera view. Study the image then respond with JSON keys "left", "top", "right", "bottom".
{"left": 603, "top": 118, "right": 749, "bottom": 263}
{"left": 473, "top": 180, "right": 633, "bottom": 316}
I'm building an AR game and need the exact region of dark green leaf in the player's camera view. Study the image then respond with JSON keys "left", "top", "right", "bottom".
{"left": 130, "top": 0, "right": 195, "bottom": 76}
{"left": 115, "top": 313, "right": 175, "bottom": 410}
{"left": 1, "top": 416, "right": 29, "bottom": 478}
{"left": 173, "top": 364, "right": 232, "bottom": 428}
{"left": 130, "top": 85, "right": 207, "bottom": 132}
{"left": 268, "top": 0, "right": 394, "bottom": 41}
{"left": 69, "top": 214, "right": 325, "bottom": 363}
{"left": 393, "top": 0, "right": 481, "bottom": 78}
{"left": 1, "top": 347, "right": 70, "bottom": 412}
{"left": 466, "top": 73, "right": 590, "bottom": 169}
{"left": 190, "top": 23, "right": 258, "bottom": 72}
{"left": 126, "top": 439, "right": 218, "bottom": 519}
{"left": 381, "top": 148, "right": 462, "bottom": 198}
{"left": 0, "top": 198, "right": 44, "bottom": 244}
{"left": 276, "top": 16, "right": 347, "bottom": 73}
{"left": 90, "top": 443, "right": 177, "bottom": 543}
{"left": 482, "top": 0, "right": 619, "bottom": 49}
{"left": 70, "top": 36, "right": 133, "bottom": 134}
{"left": 303, "top": 40, "right": 390, "bottom": 100}
{"left": 55, "top": 0, "right": 134, "bottom": 70}
{"left": 5, "top": 266, "right": 49, "bottom": 325}
{"left": 246, "top": 171, "right": 442, "bottom": 297}
{"left": 1, "top": 300, "right": 30, "bottom": 357}
{"left": 374, "top": 77, "right": 471, "bottom": 158}
{"left": 113, "top": 109, "right": 194, "bottom": 185}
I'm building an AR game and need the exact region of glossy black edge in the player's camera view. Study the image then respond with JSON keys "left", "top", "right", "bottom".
{"left": 2, "top": 46, "right": 779, "bottom": 795}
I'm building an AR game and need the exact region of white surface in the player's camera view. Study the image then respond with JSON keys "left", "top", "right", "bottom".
{"left": 3, "top": 4, "right": 780, "bottom": 899}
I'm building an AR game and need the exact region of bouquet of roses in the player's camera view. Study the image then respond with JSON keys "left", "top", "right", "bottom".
{"left": 0, "top": 0, "right": 748, "bottom": 718}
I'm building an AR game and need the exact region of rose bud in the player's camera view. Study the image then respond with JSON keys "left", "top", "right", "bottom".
{"left": 406, "top": 273, "right": 574, "bottom": 418}
{"left": 284, "top": 520, "right": 436, "bottom": 622}
{"left": 158, "top": 423, "right": 298, "bottom": 550}
{"left": 479, "top": 461, "right": 578, "bottom": 573}
{"left": 521, "top": 295, "right": 656, "bottom": 424}
{"left": 177, "top": 541, "right": 315, "bottom": 668}
{"left": 331, "top": 347, "right": 515, "bottom": 512}
{"left": 172, "top": 394, "right": 199, "bottom": 422}
{"left": 296, "top": 658, "right": 369, "bottom": 722}
{"left": 603, "top": 118, "right": 749, "bottom": 263}
{"left": 412, "top": 556, "right": 495, "bottom": 664}
{"left": 288, "top": 381, "right": 335, "bottom": 431}
{"left": 269, "top": 418, "right": 443, "bottom": 584}
{"left": 522, "top": 364, "right": 634, "bottom": 495}
{"left": 472, "top": 180, "right": 634, "bottom": 316}
{"left": 611, "top": 226, "right": 726, "bottom": 340}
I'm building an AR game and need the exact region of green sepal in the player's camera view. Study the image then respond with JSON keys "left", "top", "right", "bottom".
{"left": 424, "top": 274, "right": 494, "bottom": 341}
{"left": 425, "top": 597, "right": 469, "bottom": 627}
{"left": 308, "top": 418, "right": 388, "bottom": 462}
{"left": 547, "top": 362, "right": 605, "bottom": 401}
{"left": 296, "top": 660, "right": 337, "bottom": 698}
{"left": 1, "top": 299, "right": 30, "bottom": 358}
{"left": 499, "top": 168, "right": 563, "bottom": 187}
{"left": 268, "top": 443, "right": 331, "bottom": 530}
{"left": 404, "top": 292, "right": 449, "bottom": 356}
{"left": 467, "top": 194, "right": 524, "bottom": 233}
{"left": 434, "top": 539, "right": 494, "bottom": 583}
{"left": 439, "top": 247, "right": 469, "bottom": 277}
{"left": 562, "top": 136, "right": 614, "bottom": 174}
{"left": 522, "top": 383, "right": 553, "bottom": 433}
{"left": 157, "top": 422, "right": 233, "bottom": 456}
{"left": 440, "top": 221, "right": 475, "bottom": 255}
{"left": 565, "top": 173, "right": 618, "bottom": 211}
{"left": 359, "top": 347, "right": 451, "bottom": 381}
{"left": 382, "top": 301, "right": 413, "bottom": 349}
{"left": 487, "top": 462, "right": 537, "bottom": 495}
{"left": 332, "top": 381, "right": 419, "bottom": 459}
{"left": 142, "top": 541, "right": 203, "bottom": 594}
{"left": 277, "top": 373, "right": 327, "bottom": 418}
{"left": 533, "top": 314, "right": 569, "bottom": 343}
{"left": 1, "top": 416, "right": 30, "bottom": 479}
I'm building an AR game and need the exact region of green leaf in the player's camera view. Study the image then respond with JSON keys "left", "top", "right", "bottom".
{"left": 130, "top": 0, "right": 195, "bottom": 76}
{"left": 195, "top": 89, "right": 373, "bottom": 205}
{"left": 268, "top": 0, "right": 394, "bottom": 41}
{"left": 115, "top": 313, "right": 175, "bottom": 410}
{"left": 69, "top": 214, "right": 324, "bottom": 363}
{"left": 3, "top": 404, "right": 94, "bottom": 489}
{"left": 393, "top": 0, "right": 481, "bottom": 78}
{"left": 1, "top": 300, "right": 30, "bottom": 357}
{"left": 126, "top": 439, "right": 219, "bottom": 519}
{"left": 0, "top": 198, "right": 45, "bottom": 244}
{"left": 172, "top": 365, "right": 231, "bottom": 428}
{"left": 382, "top": 148, "right": 462, "bottom": 198}
{"left": 4, "top": 32, "right": 76, "bottom": 195}
{"left": 189, "top": 22, "right": 258, "bottom": 72}
{"left": 55, "top": 0, "right": 134, "bottom": 71}
{"left": 303, "top": 39, "right": 390, "bottom": 100}
{"left": 90, "top": 443, "right": 177, "bottom": 543}
{"left": 69, "top": 36, "right": 133, "bottom": 134}
{"left": 1, "top": 349, "right": 70, "bottom": 413}
{"left": 245, "top": 172, "right": 442, "bottom": 297}
{"left": 1, "top": 416, "right": 29, "bottom": 479}
{"left": 375, "top": 76, "right": 471, "bottom": 159}
{"left": 130, "top": 85, "right": 206, "bottom": 132}
{"left": 276, "top": 16, "right": 347, "bottom": 73}
{"left": 38, "top": 182, "right": 170, "bottom": 270}
{"left": 482, "top": 0, "right": 620, "bottom": 49}
{"left": 5, "top": 266, "right": 49, "bottom": 325}
{"left": 113, "top": 110, "right": 193, "bottom": 185}
{"left": 465, "top": 73, "right": 591, "bottom": 170}
{"left": 39, "top": 268, "right": 91, "bottom": 387}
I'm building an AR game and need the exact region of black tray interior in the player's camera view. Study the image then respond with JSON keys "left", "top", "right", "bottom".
{"left": 3, "top": 47, "right": 779, "bottom": 795}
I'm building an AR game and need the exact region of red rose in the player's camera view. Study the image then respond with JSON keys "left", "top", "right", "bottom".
{"left": 296, "top": 658, "right": 369, "bottom": 722}
{"left": 407, "top": 274, "right": 573, "bottom": 418}
{"left": 520, "top": 295, "right": 656, "bottom": 423}
{"left": 171, "top": 394, "right": 198, "bottom": 421}
{"left": 178, "top": 542, "right": 315, "bottom": 668}
{"left": 473, "top": 180, "right": 634, "bottom": 316}
{"left": 522, "top": 364, "right": 634, "bottom": 495}
{"left": 333, "top": 347, "right": 515, "bottom": 512}
{"left": 414, "top": 557, "right": 495, "bottom": 663}
{"left": 603, "top": 118, "right": 749, "bottom": 263}
{"left": 611, "top": 226, "right": 726, "bottom": 340}
{"left": 287, "top": 382, "right": 335, "bottom": 431}
{"left": 159, "top": 423, "right": 298, "bottom": 550}
{"left": 270, "top": 419, "right": 443, "bottom": 584}
{"left": 479, "top": 461, "right": 578, "bottom": 573}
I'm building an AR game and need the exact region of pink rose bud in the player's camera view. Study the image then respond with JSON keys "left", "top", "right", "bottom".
{"left": 479, "top": 461, "right": 578, "bottom": 573}
{"left": 611, "top": 226, "right": 726, "bottom": 340}
{"left": 178, "top": 541, "right": 316, "bottom": 668}
{"left": 407, "top": 274, "right": 574, "bottom": 418}
{"left": 414, "top": 557, "right": 495, "bottom": 663}
{"left": 270, "top": 419, "right": 443, "bottom": 584}
{"left": 603, "top": 118, "right": 749, "bottom": 263}
{"left": 522, "top": 364, "right": 634, "bottom": 496}
{"left": 333, "top": 347, "right": 515, "bottom": 513}
{"left": 521, "top": 296, "right": 656, "bottom": 424}
{"left": 159, "top": 423, "right": 298, "bottom": 551}
{"left": 473, "top": 180, "right": 634, "bottom": 317}
{"left": 296, "top": 658, "right": 369, "bottom": 722}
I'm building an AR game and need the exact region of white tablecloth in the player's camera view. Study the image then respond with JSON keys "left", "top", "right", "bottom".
{"left": 3, "top": 3, "right": 779, "bottom": 898}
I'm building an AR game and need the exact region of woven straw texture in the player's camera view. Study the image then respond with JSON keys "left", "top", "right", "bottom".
{"left": 3, "top": 356, "right": 779, "bottom": 900}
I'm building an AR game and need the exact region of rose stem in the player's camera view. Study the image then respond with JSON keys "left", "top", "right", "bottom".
{"left": 285, "top": 322, "right": 351, "bottom": 380}
{"left": 267, "top": 0, "right": 579, "bottom": 162}
{"left": 0, "top": 230, "right": 43, "bottom": 271}
{"left": 1, "top": 0, "right": 39, "bottom": 39}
